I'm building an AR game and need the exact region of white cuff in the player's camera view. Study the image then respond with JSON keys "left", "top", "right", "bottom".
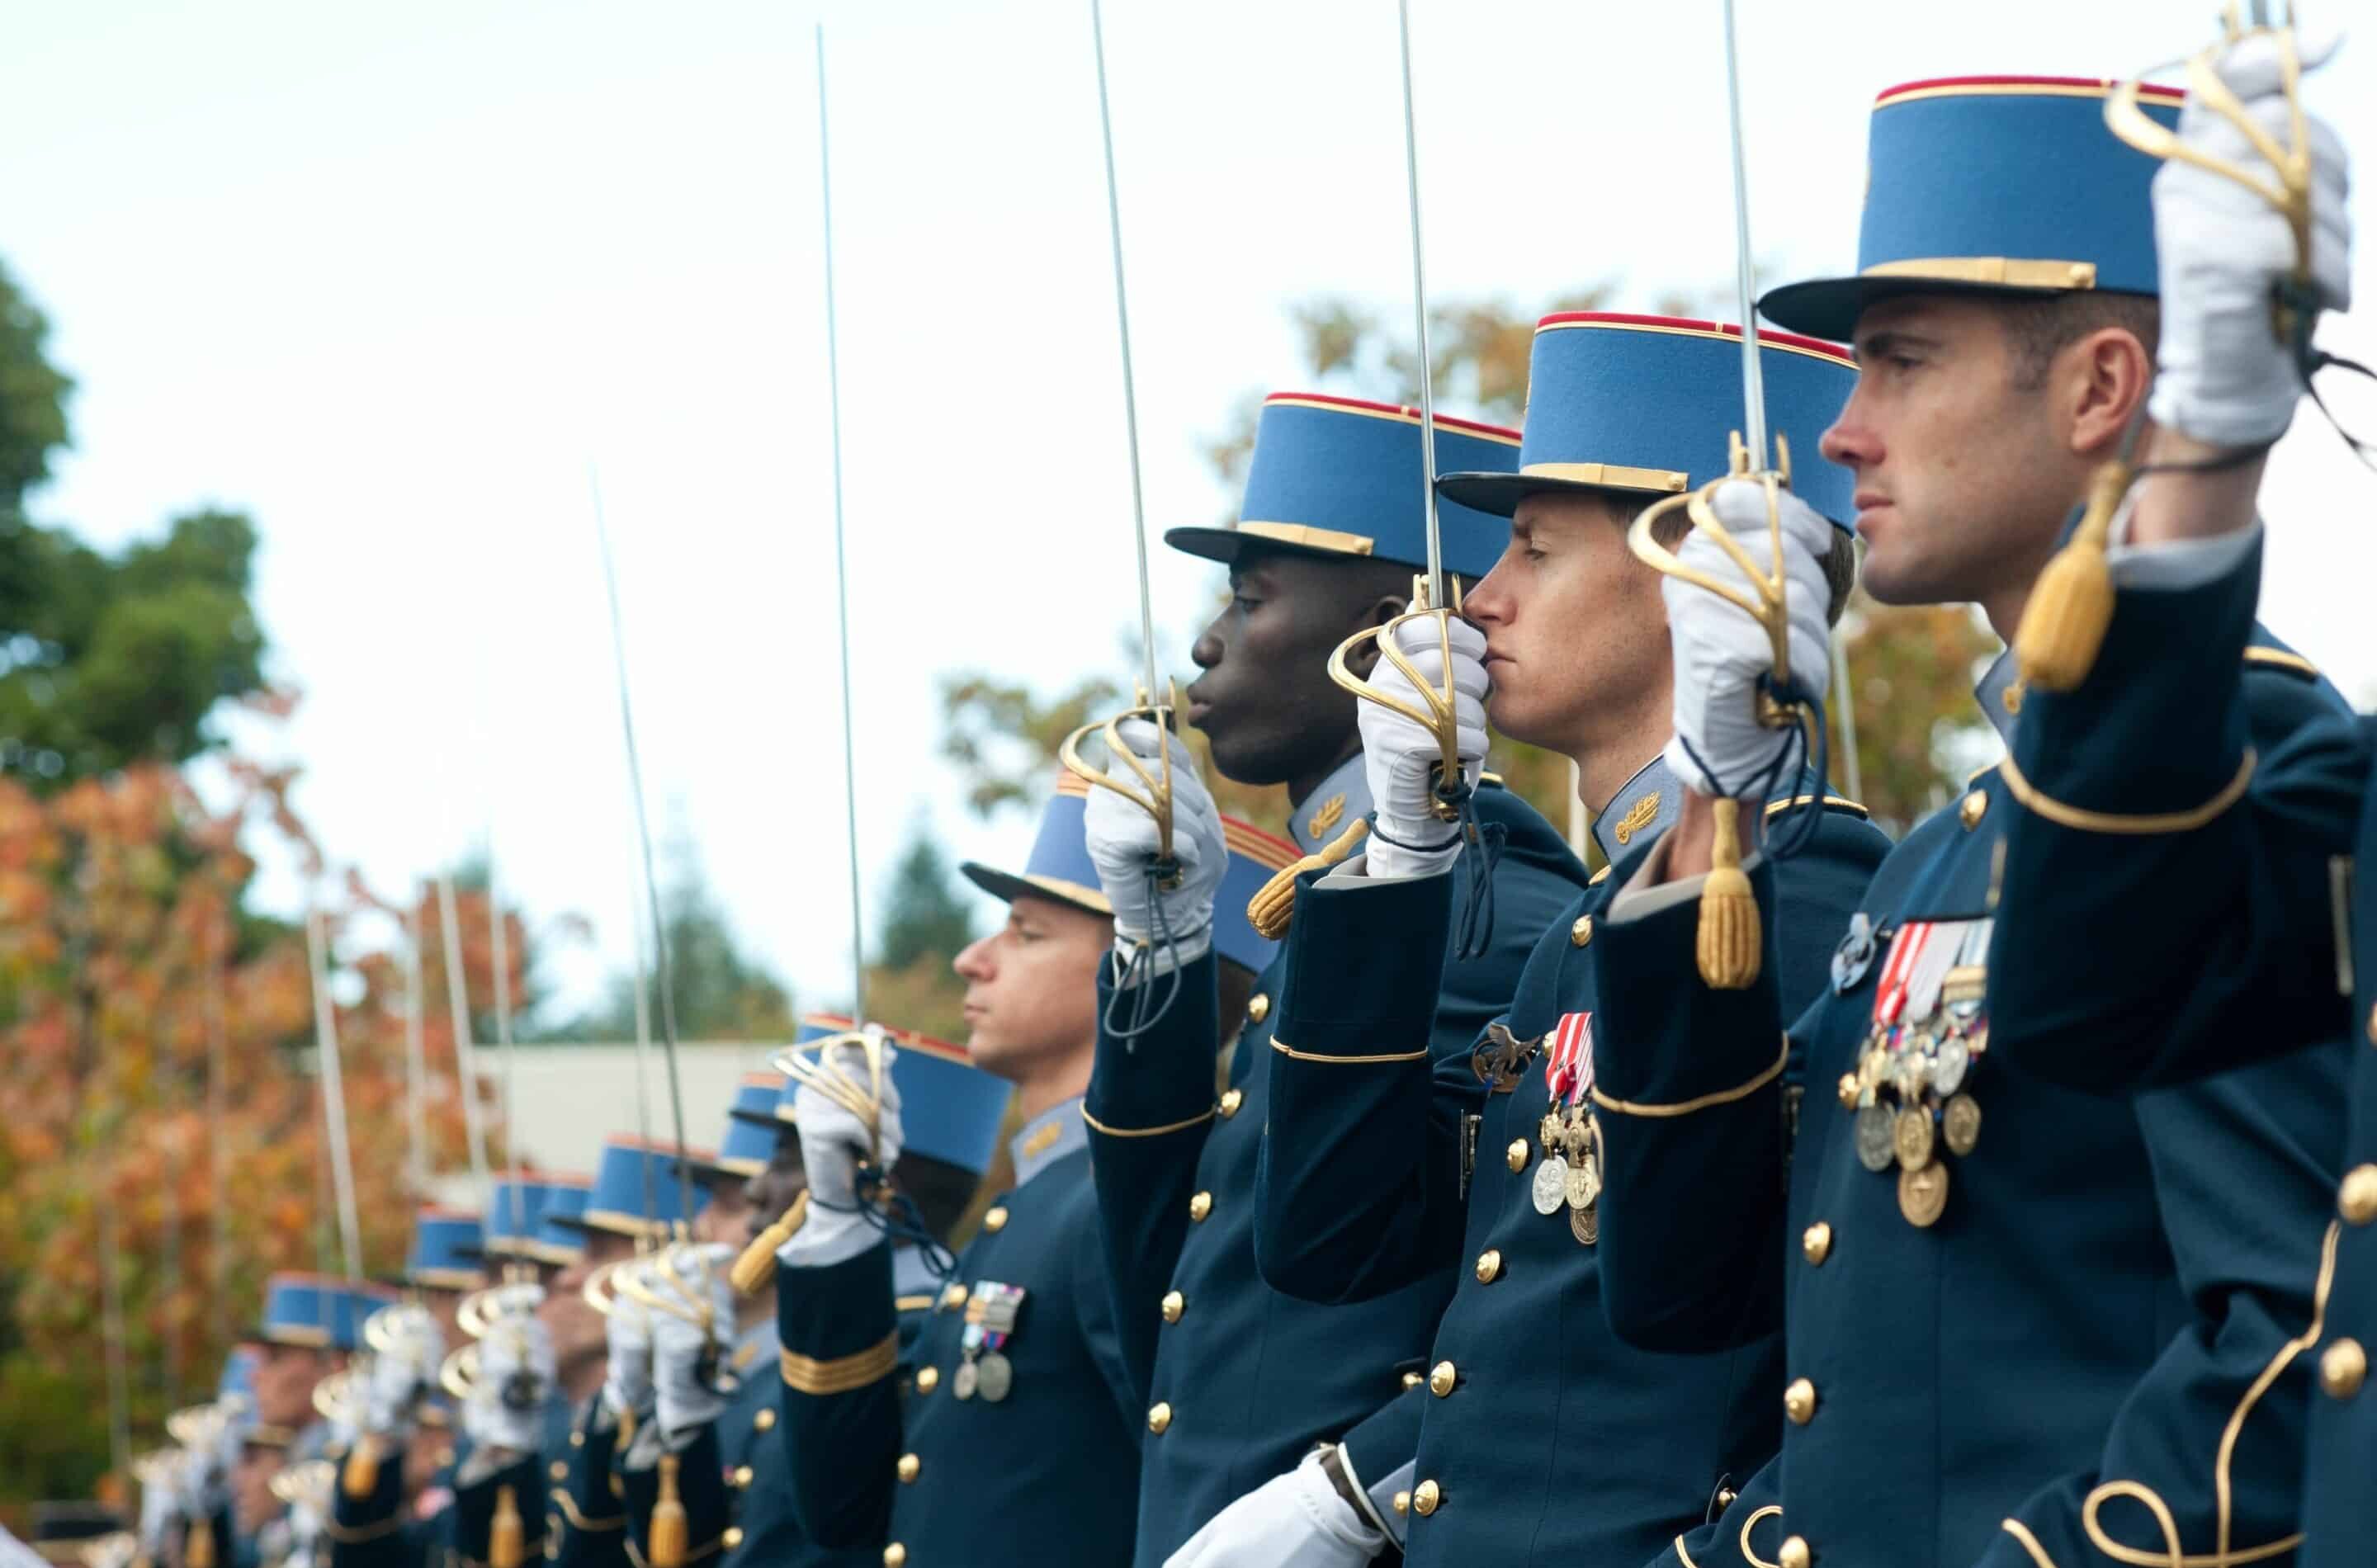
{"left": 1317, "top": 852, "right": 1442, "bottom": 889}
{"left": 1605, "top": 837, "right": 1767, "bottom": 924}
{"left": 776, "top": 1205, "right": 877, "bottom": 1270}
{"left": 1335, "top": 1440, "right": 1404, "bottom": 1549}
{"left": 2105, "top": 517, "right": 2262, "bottom": 592}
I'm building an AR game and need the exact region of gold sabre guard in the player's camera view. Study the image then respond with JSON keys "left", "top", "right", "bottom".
{"left": 2018, "top": 3, "right": 2318, "bottom": 693}
{"left": 731, "top": 1026, "right": 895, "bottom": 1298}
{"left": 1326, "top": 574, "right": 1472, "bottom": 825}
{"left": 1060, "top": 680, "right": 1187, "bottom": 892}
{"left": 1624, "top": 435, "right": 1808, "bottom": 989}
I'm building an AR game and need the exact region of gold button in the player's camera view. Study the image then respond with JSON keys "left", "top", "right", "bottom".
{"left": 549, "top": 1461, "right": 568, "bottom": 1481}
{"left": 2367, "top": 1001, "right": 2377, "bottom": 1046}
{"left": 984, "top": 1206, "right": 1009, "bottom": 1233}
{"left": 1959, "top": 791, "right": 1988, "bottom": 830}
{"left": 915, "top": 1366, "right": 939, "bottom": 1394}
{"left": 2342, "top": 1166, "right": 2377, "bottom": 1226}
{"left": 1392, "top": 1491, "right": 1411, "bottom": 1518}
{"left": 1506, "top": 1139, "right": 1529, "bottom": 1174}
{"left": 1571, "top": 915, "right": 1594, "bottom": 947}
{"left": 1803, "top": 1222, "right": 1832, "bottom": 1266}
{"left": 1161, "top": 1290, "right": 1185, "bottom": 1324}
{"left": 1474, "top": 1249, "right": 1503, "bottom": 1284}
{"left": 1148, "top": 1401, "right": 1173, "bottom": 1433}
{"left": 1401, "top": 1371, "right": 1423, "bottom": 1391}
{"left": 2322, "top": 1337, "right": 2366, "bottom": 1400}
{"left": 941, "top": 1282, "right": 968, "bottom": 1310}
{"left": 569, "top": 1431, "right": 584, "bottom": 1448}
{"left": 1784, "top": 1377, "right": 1817, "bottom": 1424}
{"left": 610, "top": 1476, "right": 626, "bottom": 1499}
{"left": 1219, "top": 1088, "right": 1244, "bottom": 1119}
{"left": 883, "top": 1547, "right": 907, "bottom": 1568}
{"left": 1427, "top": 1360, "right": 1457, "bottom": 1397}
{"left": 722, "top": 1529, "right": 743, "bottom": 1551}
{"left": 1780, "top": 1534, "right": 1812, "bottom": 1568}
{"left": 732, "top": 1465, "right": 754, "bottom": 1489}
{"left": 896, "top": 1453, "right": 920, "bottom": 1484}
{"left": 1411, "top": 1480, "right": 1441, "bottom": 1517}
{"left": 1715, "top": 1486, "right": 1737, "bottom": 1510}
{"left": 754, "top": 1407, "right": 777, "bottom": 1433}
{"left": 1189, "top": 1191, "right": 1212, "bottom": 1222}
{"left": 1248, "top": 993, "right": 1271, "bottom": 1023}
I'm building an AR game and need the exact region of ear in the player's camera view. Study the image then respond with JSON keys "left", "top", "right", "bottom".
{"left": 2064, "top": 326, "right": 2153, "bottom": 459}
{"left": 1340, "top": 592, "right": 1410, "bottom": 681}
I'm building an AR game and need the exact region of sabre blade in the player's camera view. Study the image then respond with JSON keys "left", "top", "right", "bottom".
{"left": 589, "top": 474, "right": 701, "bottom": 1229}
{"left": 819, "top": 26, "right": 869, "bottom": 1025}
{"left": 437, "top": 873, "right": 496, "bottom": 1216}
{"left": 1718, "top": 0, "right": 1769, "bottom": 465}
{"left": 305, "top": 909, "right": 364, "bottom": 1281}
{"left": 1088, "top": 0, "right": 1161, "bottom": 702}
{"left": 1394, "top": 0, "right": 1445, "bottom": 607}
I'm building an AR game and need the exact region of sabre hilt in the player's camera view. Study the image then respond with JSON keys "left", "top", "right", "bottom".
{"left": 1326, "top": 574, "right": 1474, "bottom": 823}
{"left": 1059, "top": 684, "right": 1187, "bottom": 889}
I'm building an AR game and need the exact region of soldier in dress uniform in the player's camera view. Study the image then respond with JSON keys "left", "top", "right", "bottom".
{"left": 1584, "top": 68, "right": 2350, "bottom": 1568}
{"left": 1072, "top": 392, "right": 1589, "bottom": 1568}
{"left": 1171, "top": 316, "right": 1889, "bottom": 1568}
{"left": 1968, "top": 33, "right": 2365, "bottom": 1568}
{"left": 769, "top": 783, "right": 1141, "bottom": 1566}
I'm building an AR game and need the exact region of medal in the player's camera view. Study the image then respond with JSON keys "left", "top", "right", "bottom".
{"left": 1854, "top": 1104, "right": 1897, "bottom": 1172}
{"left": 1941, "top": 1093, "right": 1981, "bottom": 1156}
{"left": 1831, "top": 913, "right": 1880, "bottom": 994}
{"left": 974, "top": 1352, "right": 1013, "bottom": 1404}
{"left": 1893, "top": 1106, "right": 1935, "bottom": 1171}
{"left": 1570, "top": 1203, "right": 1598, "bottom": 1246}
{"left": 1930, "top": 1034, "right": 1970, "bottom": 1098}
{"left": 1532, "top": 1155, "right": 1570, "bottom": 1216}
{"left": 952, "top": 1360, "right": 979, "bottom": 1400}
{"left": 1897, "top": 1161, "right": 1949, "bottom": 1227}
{"left": 1565, "top": 1152, "right": 1600, "bottom": 1211}
{"left": 1473, "top": 1023, "right": 1534, "bottom": 1091}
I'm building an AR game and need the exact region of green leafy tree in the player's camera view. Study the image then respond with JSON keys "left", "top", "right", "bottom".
{"left": 0, "top": 258, "right": 73, "bottom": 512}
{"left": 554, "top": 837, "right": 792, "bottom": 1042}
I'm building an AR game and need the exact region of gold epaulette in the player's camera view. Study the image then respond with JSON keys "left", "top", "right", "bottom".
{"left": 2243, "top": 645, "right": 2320, "bottom": 682}
{"left": 1765, "top": 794, "right": 1869, "bottom": 820}
{"left": 780, "top": 1331, "right": 899, "bottom": 1396}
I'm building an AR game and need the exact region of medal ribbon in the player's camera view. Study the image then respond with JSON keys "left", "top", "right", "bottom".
{"left": 1546, "top": 1012, "right": 1595, "bottom": 1105}
{"left": 1871, "top": 922, "right": 1931, "bottom": 1027}
{"left": 1901, "top": 921, "right": 1966, "bottom": 1022}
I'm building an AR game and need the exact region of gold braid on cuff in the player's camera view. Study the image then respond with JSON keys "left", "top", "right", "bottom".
{"left": 1269, "top": 1037, "right": 1430, "bottom": 1065}
{"left": 780, "top": 1331, "right": 899, "bottom": 1396}
{"left": 1080, "top": 1105, "right": 1217, "bottom": 1139}
{"left": 548, "top": 1490, "right": 623, "bottom": 1533}
{"left": 1996, "top": 749, "right": 2255, "bottom": 836}
{"left": 323, "top": 1515, "right": 408, "bottom": 1545}
{"left": 1590, "top": 1040, "right": 1789, "bottom": 1119}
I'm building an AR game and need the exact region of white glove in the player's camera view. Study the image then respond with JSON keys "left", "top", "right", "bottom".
{"left": 602, "top": 1268, "right": 655, "bottom": 1419}
{"left": 1662, "top": 479, "right": 1834, "bottom": 800}
{"left": 651, "top": 1243, "right": 739, "bottom": 1440}
{"left": 778, "top": 1037, "right": 903, "bottom": 1270}
{"left": 1165, "top": 1450, "right": 1386, "bottom": 1568}
{"left": 1356, "top": 614, "right": 1488, "bottom": 880}
{"left": 2150, "top": 31, "right": 2352, "bottom": 447}
{"left": 138, "top": 1466, "right": 178, "bottom": 1553}
{"left": 464, "top": 1309, "right": 556, "bottom": 1457}
{"left": 363, "top": 1305, "right": 444, "bottom": 1434}
{"left": 1085, "top": 718, "right": 1228, "bottom": 970}
{"left": 177, "top": 1407, "right": 242, "bottom": 1523}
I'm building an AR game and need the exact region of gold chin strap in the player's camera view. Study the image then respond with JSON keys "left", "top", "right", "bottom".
{"left": 1623, "top": 434, "right": 1800, "bottom": 989}
{"left": 1059, "top": 682, "right": 1188, "bottom": 890}
{"left": 2019, "top": 5, "right": 2316, "bottom": 694}
{"left": 1326, "top": 573, "right": 1471, "bottom": 825}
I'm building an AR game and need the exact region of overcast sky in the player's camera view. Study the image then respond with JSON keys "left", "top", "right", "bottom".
{"left": 7, "top": 0, "right": 2372, "bottom": 1023}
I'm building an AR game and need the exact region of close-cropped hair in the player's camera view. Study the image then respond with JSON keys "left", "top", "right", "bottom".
{"left": 1996, "top": 290, "right": 2162, "bottom": 391}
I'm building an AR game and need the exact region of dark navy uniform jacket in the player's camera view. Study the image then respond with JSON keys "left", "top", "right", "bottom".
{"left": 1082, "top": 760, "right": 1585, "bottom": 1565}
{"left": 1590, "top": 641, "right": 2347, "bottom": 1568}
{"left": 1982, "top": 534, "right": 2372, "bottom": 1568}
{"left": 775, "top": 1099, "right": 1139, "bottom": 1568}
{"left": 1254, "top": 757, "right": 1884, "bottom": 1566}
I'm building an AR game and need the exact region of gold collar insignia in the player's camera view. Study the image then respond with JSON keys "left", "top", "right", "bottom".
{"left": 1307, "top": 792, "right": 1348, "bottom": 838}
{"left": 1612, "top": 791, "right": 1661, "bottom": 846}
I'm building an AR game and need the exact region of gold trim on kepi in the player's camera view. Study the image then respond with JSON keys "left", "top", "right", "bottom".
{"left": 1234, "top": 522, "right": 1376, "bottom": 555}
{"left": 956, "top": 862, "right": 1114, "bottom": 918}
{"left": 1522, "top": 461, "right": 1691, "bottom": 494}
{"left": 262, "top": 1325, "right": 333, "bottom": 1349}
{"left": 1861, "top": 257, "right": 2098, "bottom": 290}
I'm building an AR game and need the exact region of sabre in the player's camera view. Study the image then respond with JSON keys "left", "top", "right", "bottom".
{"left": 436, "top": 872, "right": 496, "bottom": 1216}
{"left": 1057, "top": 0, "right": 1185, "bottom": 887}
{"left": 402, "top": 906, "right": 431, "bottom": 1195}
{"left": 733, "top": 26, "right": 885, "bottom": 1295}
{"left": 484, "top": 839, "right": 532, "bottom": 1271}
{"left": 1321, "top": 0, "right": 1473, "bottom": 827}
{"left": 304, "top": 909, "right": 364, "bottom": 1281}
{"left": 588, "top": 477, "right": 702, "bottom": 1233}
